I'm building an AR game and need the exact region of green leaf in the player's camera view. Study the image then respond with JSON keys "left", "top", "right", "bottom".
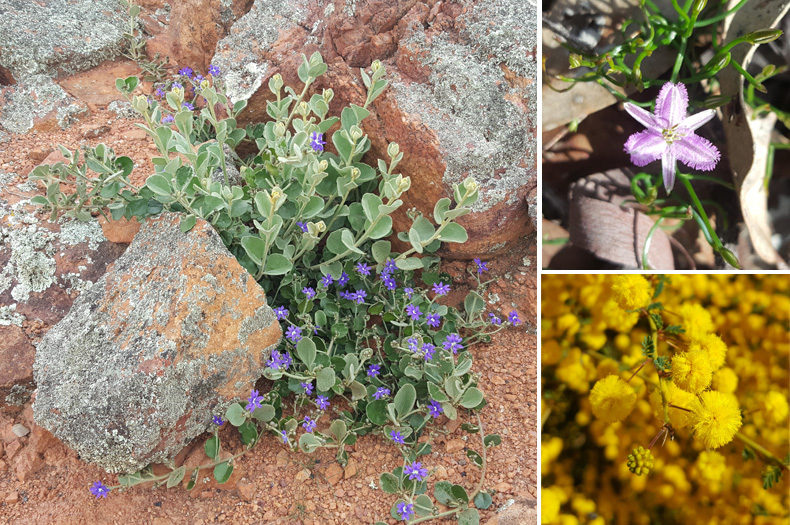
{"left": 317, "top": 367, "right": 336, "bottom": 391}
{"left": 264, "top": 253, "right": 293, "bottom": 275}
{"left": 186, "top": 468, "right": 198, "bottom": 490}
{"left": 442, "top": 402, "right": 458, "bottom": 420}
{"left": 251, "top": 404, "right": 275, "bottom": 422}
{"left": 239, "top": 420, "right": 258, "bottom": 445}
{"left": 241, "top": 235, "right": 267, "bottom": 266}
{"left": 484, "top": 434, "right": 502, "bottom": 448}
{"left": 366, "top": 399, "right": 389, "bottom": 426}
{"left": 30, "top": 195, "right": 50, "bottom": 207}
{"left": 341, "top": 228, "right": 364, "bottom": 254}
{"left": 349, "top": 380, "right": 367, "bottom": 400}
{"left": 296, "top": 338, "right": 317, "bottom": 370}
{"left": 408, "top": 226, "right": 423, "bottom": 253}
{"left": 394, "top": 384, "right": 416, "bottom": 419}
{"left": 466, "top": 449, "right": 483, "bottom": 468}
{"left": 464, "top": 291, "right": 485, "bottom": 317}
{"left": 332, "top": 131, "right": 353, "bottom": 161}
{"left": 460, "top": 387, "right": 484, "bottom": 409}
{"left": 298, "top": 433, "right": 322, "bottom": 453}
{"left": 458, "top": 508, "right": 480, "bottom": 525}
{"left": 474, "top": 492, "right": 493, "bottom": 510}
{"left": 433, "top": 481, "right": 454, "bottom": 505}
{"left": 451, "top": 485, "right": 469, "bottom": 504}
{"left": 213, "top": 462, "right": 234, "bottom": 484}
{"left": 118, "top": 471, "right": 144, "bottom": 487}
{"left": 366, "top": 215, "right": 392, "bottom": 239}
{"left": 204, "top": 435, "right": 220, "bottom": 459}
{"left": 361, "top": 193, "right": 383, "bottom": 222}
{"left": 380, "top": 472, "right": 400, "bottom": 494}
{"left": 433, "top": 197, "right": 451, "bottom": 224}
{"left": 225, "top": 403, "right": 246, "bottom": 426}
{"left": 414, "top": 494, "right": 434, "bottom": 517}
{"left": 427, "top": 382, "right": 449, "bottom": 403}
{"left": 371, "top": 240, "right": 391, "bottom": 264}
{"left": 166, "top": 466, "right": 186, "bottom": 488}
{"left": 395, "top": 257, "right": 424, "bottom": 271}
{"left": 146, "top": 174, "right": 172, "bottom": 196}
{"left": 439, "top": 222, "right": 468, "bottom": 243}
{"left": 180, "top": 214, "right": 197, "bottom": 233}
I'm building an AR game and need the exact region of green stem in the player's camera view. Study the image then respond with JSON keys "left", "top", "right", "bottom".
{"left": 694, "top": 0, "right": 749, "bottom": 27}
{"left": 642, "top": 216, "right": 665, "bottom": 270}
{"left": 735, "top": 432, "right": 789, "bottom": 471}
{"left": 677, "top": 172, "right": 723, "bottom": 251}
{"left": 671, "top": 37, "right": 688, "bottom": 83}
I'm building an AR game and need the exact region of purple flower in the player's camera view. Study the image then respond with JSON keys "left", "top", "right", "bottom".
{"left": 403, "top": 462, "right": 428, "bottom": 481}
{"left": 404, "top": 287, "right": 414, "bottom": 299}
{"left": 286, "top": 325, "right": 303, "bottom": 343}
{"left": 89, "top": 481, "right": 110, "bottom": 499}
{"left": 427, "top": 400, "right": 443, "bottom": 418}
{"left": 181, "top": 101, "right": 195, "bottom": 110}
{"left": 154, "top": 87, "right": 165, "bottom": 98}
{"left": 353, "top": 289, "right": 367, "bottom": 304}
{"left": 178, "top": 67, "right": 193, "bottom": 77}
{"left": 281, "top": 430, "right": 288, "bottom": 444}
{"left": 171, "top": 82, "right": 183, "bottom": 90}
{"left": 321, "top": 274, "right": 334, "bottom": 287}
{"left": 267, "top": 349, "right": 292, "bottom": 369}
{"left": 425, "top": 313, "right": 441, "bottom": 328}
{"left": 301, "top": 381, "right": 314, "bottom": 395}
{"left": 624, "top": 82, "right": 720, "bottom": 193}
{"left": 473, "top": 257, "right": 489, "bottom": 274}
{"left": 508, "top": 311, "right": 522, "bottom": 325}
{"left": 246, "top": 389, "right": 264, "bottom": 411}
{"left": 297, "top": 221, "right": 308, "bottom": 233}
{"left": 316, "top": 395, "right": 329, "bottom": 410}
{"left": 373, "top": 387, "right": 391, "bottom": 399}
{"left": 212, "top": 415, "right": 225, "bottom": 426}
{"left": 313, "top": 325, "right": 321, "bottom": 335}
{"left": 405, "top": 304, "right": 421, "bottom": 321}
{"left": 355, "top": 262, "right": 371, "bottom": 276}
{"left": 382, "top": 275, "right": 397, "bottom": 291}
{"left": 389, "top": 430, "right": 405, "bottom": 445}
{"left": 443, "top": 333, "right": 463, "bottom": 354}
{"left": 384, "top": 259, "right": 398, "bottom": 274}
{"left": 367, "top": 364, "right": 381, "bottom": 377}
{"left": 397, "top": 502, "right": 415, "bottom": 521}
{"left": 337, "top": 271, "right": 350, "bottom": 287}
{"left": 422, "top": 343, "right": 436, "bottom": 361}
{"left": 161, "top": 114, "right": 175, "bottom": 124}
{"left": 193, "top": 73, "right": 204, "bottom": 83}
{"left": 302, "top": 286, "right": 316, "bottom": 299}
{"left": 339, "top": 290, "right": 354, "bottom": 300}
{"left": 489, "top": 313, "right": 502, "bottom": 325}
{"left": 432, "top": 282, "right": 450, "bottom": 296}
{"left": 303, "top": 416, "right": 316, "bottom": 433}
{"left": 208, "top": 64, "right": 221, "bottom": 76}
{"left": 310, "top": 131, "right": 326, "bottom": 152}
{"left": 274, "top": 306, "right": 289, "bottom": 320}
{"left": 406, "top": 337, "right": 419, "bottom": 352}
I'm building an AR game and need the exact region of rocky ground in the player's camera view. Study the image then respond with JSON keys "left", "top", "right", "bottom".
{"left": 0, "top": 106, "right": 537, "bottom": 524}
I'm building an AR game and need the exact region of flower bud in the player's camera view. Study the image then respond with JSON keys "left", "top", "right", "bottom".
{"left": 315, "top": 220, "right": 326, "bottom": 233}
{"left": 298, "top": 101, "right": 310, "bottom": 116}
{"left": 743, "top": 29, "right": 783, "bottom": 44}
{"left": 463, "top": 177, "right": 478, "bottom": 192}
{"left": 350, "top": 167, "right": 361, "bottom": 181}
{"left": 626, "top": 446, "right": 654, "bottom": 476}
{"left": 371, "top": 60, "right": 382, "bottom": 73}
{"left": 718, "top": 247, "right": 741, "bottom": 269}
{"left": 387, "top": 142, "right": 400, "bottom": 158}
{"left": 322, "top": 88, "right": 334, "bottom": 103}
{"left": 350, "top": 126, "right": 363, "bottom": 142}
{"left": 569, "top": 54, "right": 584, "bottom": 69}
{"left": 691, "top": 0, "right": 707, "bottom": 18}
{"left": 360, "top": 347, "right": 373, "bottom": 360}
{"left": 702, "top": 53, "right": 731, "bottom": 75}
{"left": 396, "top": 175, "right": 411, "bottom": 193}
{"left": 319, "top": 160, "right": 328, "bottom": 171}
{"left": 274, "top": 122, "right": 286, "bottom": 137}
{"left": 200, "top": 79, "right": 210, "bottom": 90}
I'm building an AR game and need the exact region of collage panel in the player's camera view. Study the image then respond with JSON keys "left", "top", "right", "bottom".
{"left": 539, "top": 274, "right": 790, "bottom": 524}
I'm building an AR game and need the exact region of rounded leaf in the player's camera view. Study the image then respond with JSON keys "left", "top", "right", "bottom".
{"left": 414, "top": 494, "right": 434, "bottom": 517}
{"left": 380, "top": 472, "right": 400, "bottom": 494}
{"left": 474, "top": 492, "right": 493, "bottom": 510}
{"left": 460, "top": 387, "right": 484, "bottom": 409}
{"left": 213, "top": 462, "right": 233, "bottom": 484}
{"left": 225, "top": 403, "right": 246, "bottom": 426}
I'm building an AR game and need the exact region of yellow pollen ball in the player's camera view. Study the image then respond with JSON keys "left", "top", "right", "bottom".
{"left": 589, "top": 375, "right": 637, "bottom": 423}
{"left": 677, "top": 303, "right": 714, "bottom": 341}
{"left": 541, "top": 487, "right": 561, "bottom": 524}
{"left": 648, "top": 382, "right": 698, "bottom": 429}
{"left": 762, "top": 391, "right": 789, "bottom": 426}
{"left": 691, "top": 333, "right": 728, "bottom": 370}
{"left": 692, "top": 391, "right": 742, "bottom": 449}
{"left": 711, "top": 367, "right": 738, "bottom": 394}
{"left": 611, "top": 276, "right": 653, "bottom": 311}
{"left": 671, "top": 348, "right": 713, "bottom": 393}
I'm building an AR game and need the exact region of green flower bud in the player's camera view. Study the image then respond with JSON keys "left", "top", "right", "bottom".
{"left": 702, "top": 53, "right": 731, "bottom": 75}
{"left": 319, "top": 160, "right": 328, "bottom": 171}
{"left": 274, "top": 122, "right": 286, "bottom": 137}
{"left": 463, "top": 177, "right": 478, "bottom": 192}
{"left": 298, "top": 101, "right": 310, "bottom": 117}
{"left": 691, "top": 0, "right": 707, "bottom": 19}
{"left": 743, "top": 29, "right": 783, "bottom": 45}
{"left": 371, "top": 60, "right": 382, "bottom": 73}
{"left": 717, "top": 246, "right": 741, "bottom": 269}
{"left": 350, "top": 126, "right": 363, "bottom": 142}
{"left": 200, "top": 79, "right": 210, "bottom": 90}
{"left": 360, "top": 347, "right": 374, "bottom": 360}
{"left": 627, "top": 446, "right": 654, "bottom": 476}
{"left": 387, "top": 142, "right": 400, "bottom": 158}
{"left": 350, "top": 167, "right": 361, "bottom": 181}
{"left": 315, "top": 220, "right": 326, "bottom": 233}
{"left": 322, "top": 88, "right": 334, "bottom": 103}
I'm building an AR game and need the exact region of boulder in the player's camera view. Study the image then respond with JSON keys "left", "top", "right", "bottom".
{"left": 33, "top": 212, "right": 282, "bottom": 473}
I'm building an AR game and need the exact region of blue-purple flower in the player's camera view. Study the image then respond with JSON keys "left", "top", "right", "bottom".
{"left": 302, "top": 286, "right": 316, "bottom": 299}
{"left": 355, "top": 262, "right": 371, "bottom": 276}
{"left": 178, "top": 67, "right": 193, "bottom": 77}
{"left": 353, "top": 289, "right": 367, "bottom": 304}
{"left": 208, "top": 64, "right": 221, "bottom": 76}
{"left": 320, "top": 274, "right": 334, "bottom": 287}
{"left": 404, "top": 287, "right": 414, "bottom": 299}
{"left": 373, "top": 387, "right": 391, "bottom": 400}
{"left": 181, "top": 101, "right": 195, "bottom": 110}
{"left": 382, "top": 275, "right": 397, "bottom": 291}
{"left": 286, "top": 325, "right": 303, "bottom": 343}
{"left": 473, "top": 257, "right": 489, "bottom": 274}
{"left": 489, "top": 313, "right": 502, "bottom": 325}
{"left": 281, "top": 430, "right": 288, "bottom": 444}
{"left": 623, "top": 82, "right": 720, "bottom": 193}
{"left": 246, "top": 389, "right": 264, "bottom": 411}
{"left": 389, "top": 430, "right": 405, "bottom": 445}
{"left": 397, "top": 501, "right": 415, "bottom": 521}
{"left": 337, "top": 271, "right": 350, "bottom": 287}
{"left": 406, "top": 337, "right": 419, "bottom": 352}
{"left": 432, "top": 281, "right": 450, "bottom": 296}
{"left": 274, "top": 306, "right": 289, "bottom": 320}
{"left": 154, "top": 87, "right": 165, "bottom": 98}
{"left": 301, "top": 381, "right": 314, "bottom": 395}
{"left": 212, "top": 415, "right": 225, "bottom": 426}
{"left": 267, "top": 349, "right": 292, "bottom": 370}
{"left": 367, "top": 364, "right": 381, "bottom": 377}
{"left": 427, "top": 400, "right": 443, "bottom": 418}
{"left": 403, "top": 462, "right": 428, "bottom": 481}
{"left": 303, "top": 416, "right": 316, "bottom": 433}
{"left": 425, "top": 313, "right": 441, "bottom": 328}
{"left": 316, "top": 395, "right": 329, "bottom": 410}
{"left": 422, "top": 343, "right": 436, "bottom": 361}
{"left": 171, "top": 82, "right": 183, "bottom": 90}
{"left": 405, "top": 304, "right": 421, "bottom": 321}
{"left": 89, "top": 481, "right": 110, "bottom": 499}
{"left": 310, "top": 131, "right": 326, "bottom": 152}
{"left": 443, "top": 333, "right": 463, "bottom": 354}
{"left": 297, "top": 221, "right": 308, "bottom": 233}
{"left": 509, "top": 311, "right": 522, "bottom": 325}
{"left": 161, "top": 114, "right": 175, "bottom": 124}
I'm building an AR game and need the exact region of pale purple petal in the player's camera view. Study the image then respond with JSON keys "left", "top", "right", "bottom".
{"left": 624, "top": 130, "right": 667, "bottom": 167}
{"left": 673, "top": 135, "right": 720, "bottom": 172}
{"left": 662, "top": 148, "right": 678, "bottom": 193}
{"left": 655, "top": 83, "right": 688, "bottom": 127}
{"left": 679, "top": 108, "right": 716, "bottom": 132}
{"left": 624, "top": 103, "right": 658, "bottom": 129}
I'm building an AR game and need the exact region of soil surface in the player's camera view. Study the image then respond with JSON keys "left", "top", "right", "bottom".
{"left": 0, "top": 109, "right": 537, "bottom": 524}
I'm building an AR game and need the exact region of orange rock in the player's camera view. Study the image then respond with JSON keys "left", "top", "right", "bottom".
{"left": 323, "top": 462, "right": 343, "bottom": 485}
{"left": 58, "top": 60, "right": 143, "bottom": 107}
{"left": 445, "top": 439, "right": 466, "bottom": 454}
{"left": 0, "top": 326, "right": 35, "bottom": 406}
{"left": 98, "top": 215, "right": 142, "bottom": 244}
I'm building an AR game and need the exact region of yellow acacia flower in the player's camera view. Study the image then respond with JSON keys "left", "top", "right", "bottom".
{"left": 677, "top": 303, "right": 714, "bottom": 341}
{"left": 762, "top": 391, "right": 789, "bottom": 426}
{"left": 693, "top": 450, "right": 727, "bottom": 485}
{"left": 671, "top": 348, "right": 713, "bottom": 393}
{"left": 541, "top": 486, "right": 561, "bottom": 524}
{"left": 648, "top": 381, "right": 698, "bottom": 429}
{"left": 589, "top": 375, "right": 636, "bottom": 423}
{"left": 611, "top": 275, "right": 652, "bottom": 311}
{"left": 692, "top": 391, "right": 742, "bottom": 449}
{"left": 711, "top": 367, "right": 738, "bottom": 394}
{"left": 690, "top": 333, "right": 728, "bottom": 370}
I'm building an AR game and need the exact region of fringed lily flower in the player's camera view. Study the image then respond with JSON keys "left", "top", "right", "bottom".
{"left": 623, "top": 82, "right": 720, "bottom": 193}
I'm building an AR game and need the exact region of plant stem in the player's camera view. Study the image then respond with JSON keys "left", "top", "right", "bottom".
{"left": 677, "top": 172, "right": 723, "bottom": 251}
{"left": 735, "top": 432, "right": 789, "bottom": 471}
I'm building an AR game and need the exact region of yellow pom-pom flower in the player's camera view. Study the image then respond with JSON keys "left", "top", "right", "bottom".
{"left": 671, "top": 348, "right": 713, "bottom": 393}
{"left": 691, "top": 333, "right": 728, "bottom": 370}
{"left": 762, "top": 391, "right": 789, "bottom": 426}
{"left": 541, "top": 486, "right": 561, "bottom": 524}
{"left": 590, "top": 375, "right": 637, "bottom": 423}
{"left": 692, "top": 391, "right": 742, "bottom": 449}
{"left": 711, "top": 367, "right": 738, "bottom": 394}
{"left": 648, "top": 382, "right": 698, "bottom": 429}
{"left": 611, "top": 276, "right": 652, "bottom": 311}
{"left": 677, "top": 303, "right": 714, "bottom": 341}
{"left": 694, "top": 450, "right": 727, "bottom": 485}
